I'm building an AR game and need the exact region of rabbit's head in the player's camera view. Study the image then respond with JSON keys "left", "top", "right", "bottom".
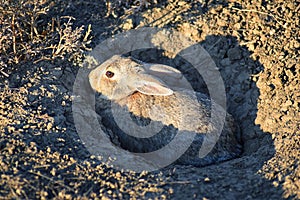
{"left": 89, "top": 55, "right": 174, "bottom": 100}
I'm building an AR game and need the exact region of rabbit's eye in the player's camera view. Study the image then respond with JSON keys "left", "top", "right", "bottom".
{"left": 105, "top": 71, "right": 114, "bottom": 78}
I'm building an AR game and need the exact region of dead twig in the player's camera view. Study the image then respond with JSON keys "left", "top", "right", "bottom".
{"left": 29, "top": 170, "right": 75, "bottom": 192}
{"left": 0, "top": 69, "right": 9, "bottom": 77}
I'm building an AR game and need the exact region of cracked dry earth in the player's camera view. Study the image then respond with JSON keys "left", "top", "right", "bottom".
{"left": 0, "top": 0, "right": 299, "bottom": 199}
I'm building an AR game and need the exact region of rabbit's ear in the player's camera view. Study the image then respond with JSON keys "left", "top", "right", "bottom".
{"left": 144, "top": 63, "right": 183, "bottom": 78}
{"left": 134, "top": 75, "right": 173, "bottom": 96}
{"left": 143, "top": 63, "right": 193, "bottom": 90}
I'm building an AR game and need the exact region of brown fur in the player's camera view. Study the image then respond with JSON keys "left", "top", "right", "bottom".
{"left": 89, "top": 55, "right": 242, "bottom": 166}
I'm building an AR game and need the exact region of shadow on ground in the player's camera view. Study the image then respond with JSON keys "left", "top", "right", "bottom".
{"left": 1, "top": 0, "right": 293, "bottom": 198}
{"left": 88, "top": 34, "right": 282, "bottom": 199}
{"left": 155, "top": 35, "right": 282, "bottom": 199}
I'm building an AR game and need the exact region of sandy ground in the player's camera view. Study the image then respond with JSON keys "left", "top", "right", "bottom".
{"left": 0, "top": 0, "right": 299, "bottom": 199}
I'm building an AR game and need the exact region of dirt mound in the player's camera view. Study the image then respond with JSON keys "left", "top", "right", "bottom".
{"left": 0, "top": 0, "right": 299, "bottom": 199}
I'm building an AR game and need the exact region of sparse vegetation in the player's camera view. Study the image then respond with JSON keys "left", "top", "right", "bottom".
{"left": 0, "top": 0, "right": 92, "bottom": 73}
{"left": 105, "top": 0, "right": 159, "bottom": 17}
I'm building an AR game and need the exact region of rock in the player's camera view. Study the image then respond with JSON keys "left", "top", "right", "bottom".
{"left": 227, "top": 47, "right": 242, "bottom": 61}
{"left": 220, "top": 58, "right": 231, "bottom": 66}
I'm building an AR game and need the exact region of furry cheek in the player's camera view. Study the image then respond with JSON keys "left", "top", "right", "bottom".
{"left": 99, "top": 77, "right": 118, "bottom": 97}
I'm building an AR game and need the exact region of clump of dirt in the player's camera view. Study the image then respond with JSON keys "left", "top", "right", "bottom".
{"left": 0, "top": 0, "right": 299, "bottom": 199}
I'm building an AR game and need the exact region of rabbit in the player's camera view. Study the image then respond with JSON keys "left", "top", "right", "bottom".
{"left": 89, "top": 55, "right": 242, "bottom": 167}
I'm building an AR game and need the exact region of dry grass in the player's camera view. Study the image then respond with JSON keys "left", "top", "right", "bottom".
{"left": 0, "top": 0, "right": 92, "bottom": 75}
{"left": 106, "top": 0, "right": 159, "bottom": 17}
